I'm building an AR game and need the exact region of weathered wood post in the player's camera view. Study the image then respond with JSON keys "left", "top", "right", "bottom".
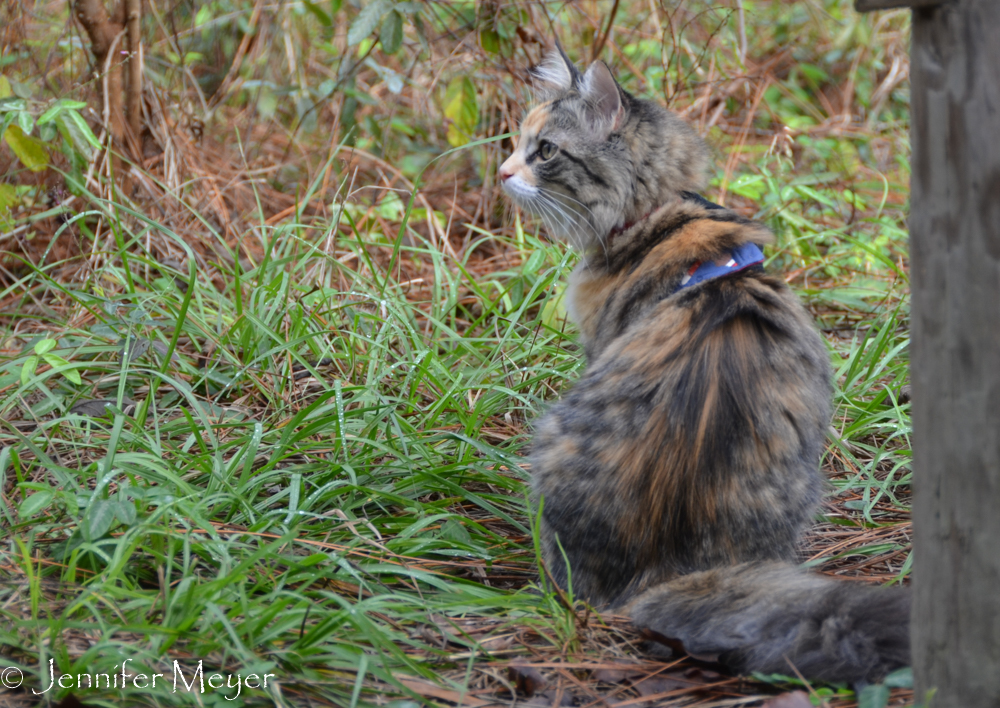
{"left": 856, "top": 1, "right": 1000, "bottom": 706}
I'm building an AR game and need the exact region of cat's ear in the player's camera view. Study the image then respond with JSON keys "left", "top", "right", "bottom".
{"left": 531, "top": 41, "right": 579, "bottom": 94}
{"left": 580, "top": 61, "right": 625, "bottom": 133}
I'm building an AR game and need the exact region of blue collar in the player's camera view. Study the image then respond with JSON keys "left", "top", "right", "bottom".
{"left": 674, "top": 242, "right": 765, "bottom": 293}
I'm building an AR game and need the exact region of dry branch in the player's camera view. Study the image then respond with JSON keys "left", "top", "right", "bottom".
{"left": 73, "top": 0, "right": 126, "bottom": 145}
{"left": 125, "top": 0, "right": 142, "bottom": 139}
{"left": 73, "top": 0, "right": 142, "bottom": 153}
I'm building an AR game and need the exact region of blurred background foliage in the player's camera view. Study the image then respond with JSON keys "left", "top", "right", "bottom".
{"left": 1, "top": 0, "right": 910, "bottom": 269}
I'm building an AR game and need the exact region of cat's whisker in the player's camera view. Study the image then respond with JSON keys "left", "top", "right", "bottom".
{"left": 537, "top": 186, "right": 599, "bottom": 219}
{"left": 539, "top": 198, "right": 575, "bottom": 237}
{"left": 537, "top": 194, "right": 591, "bottom": 251}
{"left": 531, "top": 194, "right": 570, "bottom": 236}
{"left": 536, "top": 188, "right": 603, "bottom": 240}
{"left": 531, "top": 197, "right": 573, "bottom": 248}
{"left": 536, "top": 192, "right": 597, "bottom": 243}
{"left": 548, "top": 202, "right": 603, "bottom": 260}
{"left": 528, "top": 195, "right": 559, "bottom": 231}
{"left": 539, "top": 189, "right": 604, "bottom": 237}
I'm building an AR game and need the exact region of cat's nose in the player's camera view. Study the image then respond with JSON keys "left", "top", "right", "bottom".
{"left": 499, "top": 156, "right": 517, "bottom": 182}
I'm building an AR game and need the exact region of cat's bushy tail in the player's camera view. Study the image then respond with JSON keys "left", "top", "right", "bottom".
{"left": 628, "top": 562, "right": 910, "bottom": 684}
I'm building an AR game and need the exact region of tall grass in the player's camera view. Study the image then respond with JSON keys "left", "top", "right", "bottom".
{"left": 0, "top": 1, "right": 913, "bottom": 706}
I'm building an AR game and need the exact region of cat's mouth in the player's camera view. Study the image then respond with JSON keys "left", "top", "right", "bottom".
{"left": 500, "top": 174, "right": 539, "bottom": 205}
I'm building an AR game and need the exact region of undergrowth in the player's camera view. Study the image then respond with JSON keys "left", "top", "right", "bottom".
{"left": 1, "top": 1, "right": 912, "bottom": 706}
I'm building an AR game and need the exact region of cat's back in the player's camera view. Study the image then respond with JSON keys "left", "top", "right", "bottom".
{"left": 569, "top": 197, "right": 779, "bottom": 354}
{"left": 534, "top": 198, "right": 832, "bottom": 608}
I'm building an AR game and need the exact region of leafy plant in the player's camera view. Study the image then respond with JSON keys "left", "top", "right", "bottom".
{"left": 443, "top": 76, "right": 479, "bottom": 147}
{"left": 0, "top": 77, "right": 101, "bottom": 176}
{"left": 18, "top": 337, "right": 82, "bottom": 387}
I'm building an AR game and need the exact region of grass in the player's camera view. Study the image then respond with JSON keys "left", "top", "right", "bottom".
{"left": 1, "top": 1, "right": 913, "bottom": 706}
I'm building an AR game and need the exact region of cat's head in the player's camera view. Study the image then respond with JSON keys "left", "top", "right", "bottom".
{"left": 500, "top": 45, "right": 708, "bottom": 251}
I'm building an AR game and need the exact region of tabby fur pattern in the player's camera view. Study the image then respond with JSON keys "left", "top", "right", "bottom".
{"left": 499, "top": 46, "right": 910, "bottom": 685}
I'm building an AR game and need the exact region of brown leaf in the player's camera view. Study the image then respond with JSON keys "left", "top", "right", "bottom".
{"left": 508, "top": 664, "right": 547, "bottom": 696}
{"left": 762, "top": 691, "right": 813, "bottom": 708}
{"left": 634, "top": 676, "right": 694, "bottom": 695}
{"left": 592, "top": 667, "right": 636, "bottom": 683}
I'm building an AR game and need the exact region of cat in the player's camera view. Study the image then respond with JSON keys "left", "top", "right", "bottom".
{"left": 499, "top": 45, "right": 910, "bottom": 685}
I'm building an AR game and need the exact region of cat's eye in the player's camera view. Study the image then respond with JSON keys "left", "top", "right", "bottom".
{"left": 538, "top": 140, "right": 558, "bottom": 161}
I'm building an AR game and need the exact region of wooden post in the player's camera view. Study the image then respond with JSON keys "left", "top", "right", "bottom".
{"left": 857, "top": 1, "right": 1000, "bottom": 705}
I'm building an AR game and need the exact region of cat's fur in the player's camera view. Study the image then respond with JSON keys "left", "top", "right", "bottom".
{"left": 499, "top": 46, "right": 910, "bottom": 685}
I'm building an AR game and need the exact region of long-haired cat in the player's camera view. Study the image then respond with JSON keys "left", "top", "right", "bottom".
{"left": 499, "top": 46, "right": 910, "bottom": 684}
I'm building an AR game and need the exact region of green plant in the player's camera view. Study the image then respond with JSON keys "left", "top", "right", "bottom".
{"left": 0, "top": 77, "right": 101, "bottom": 190}
{"left": 18, "top": 337, "right": 82, "bottom": 387}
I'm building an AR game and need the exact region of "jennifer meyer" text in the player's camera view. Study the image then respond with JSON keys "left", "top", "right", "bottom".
{"left": 33, "top": 658, "right": 276, "bottom": 700}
